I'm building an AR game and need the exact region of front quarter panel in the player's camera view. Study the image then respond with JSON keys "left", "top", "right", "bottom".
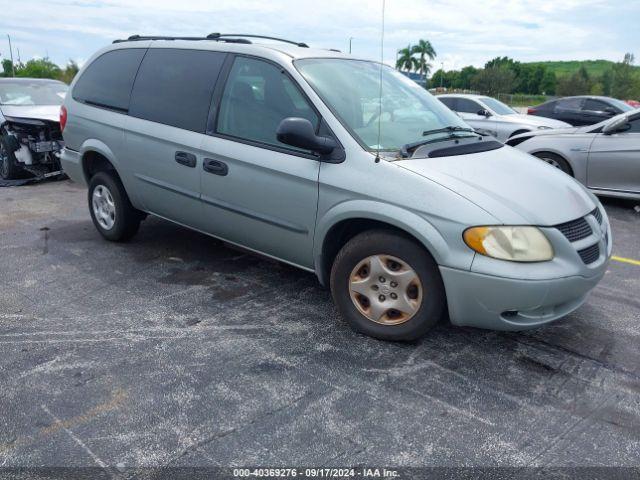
{"left": 314, "top": 150, "right": 499, "bottom": 280}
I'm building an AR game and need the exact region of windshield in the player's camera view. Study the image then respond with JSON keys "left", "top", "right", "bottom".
{"left": 295, "top": 58, "right": 468, "bottom": 151}
{"left": 479, "top": 97, "right": 516, "bottom": 115}
{"left": 0, "top": 81, "right": 67, "bottom": 106}
{"left": 608, "top": 98, "right": 634, "bottom": 112}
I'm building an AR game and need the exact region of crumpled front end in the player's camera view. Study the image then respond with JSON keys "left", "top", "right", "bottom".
{"left": 1, "top": 116, "right": 65, "bottom": 178}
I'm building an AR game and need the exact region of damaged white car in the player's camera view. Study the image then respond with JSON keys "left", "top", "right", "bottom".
{"left": 0, "top": 78, "right": 67, "bottom": 180}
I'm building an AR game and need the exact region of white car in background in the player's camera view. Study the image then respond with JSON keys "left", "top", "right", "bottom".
{"left": 438, "top": 94, "right": 570, "bottom": 143}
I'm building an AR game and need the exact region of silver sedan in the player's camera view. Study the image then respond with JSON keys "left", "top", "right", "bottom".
{"left": 507, "top": 110, "right": 640, "bottom": 200}
{"left": 438, "top": 94, "right": 570, "bottom": 142}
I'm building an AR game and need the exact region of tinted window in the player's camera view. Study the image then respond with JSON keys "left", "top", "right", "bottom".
{"left": 456, "top": 98, "right": 482, "bottom": 114}
{"left": 129, "top": 49, "right": 226, "bottom": 133}
{"left": 583, "top": 99, "right": 611, "bottom": 112}
{"left": 217, "top": 56, "right": 319, "bottom": 151}
{"left": 439, "top": 97, "right": 456, "bottom": 109}
{"left": 556, "top": 98, "right": 583, "bottom": 110}
{"left": 538, "top": 100, "right": 557, "bottom": 112}
{"left": 73, "top": 49, "right": 145, "bottom": 111}
{"left": 607, "top": 98, "right": 634, "bottom": 112}
{"left": 628, "top": 116, "right": 640, "bottom": 133}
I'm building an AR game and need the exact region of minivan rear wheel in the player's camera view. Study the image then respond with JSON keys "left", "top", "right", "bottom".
{"left": 330, "top": 230, "right": 446, "bottom": 341}
{"left": 88, "top": 171, "right": 142, "bottom": 241}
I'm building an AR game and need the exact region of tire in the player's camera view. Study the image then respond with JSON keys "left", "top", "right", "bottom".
{"left": 0, "top": 134, "right": 26, "bottom": 180}
{"left": 88, "top": 171, "right": 142, "bottom": 241}
{"left": 330, "top": 229, "right": 446, "bottom": 341}
{"left": 533, "top": 152, "right": 573, "bottom": 176}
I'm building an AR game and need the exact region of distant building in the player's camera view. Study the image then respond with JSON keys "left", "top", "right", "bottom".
{"left": 399, "top": 71, "right": 427, "bottom": 87}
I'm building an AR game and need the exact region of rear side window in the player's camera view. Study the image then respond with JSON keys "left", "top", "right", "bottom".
{"left": 438, "top": 97, "right": 456, "bottom": 109}
{"left": 73, "top": 49, "right": 146, "bottom": 112}
{"left": 583, "top": 99, "right": 612, "bottom": 112}
{"left": 129, "top": 49, "right": 226, "bottom": 133}
{"left": 556, "top": 98, "right": 583, "bottom": 110}
{"left": 538, "top": 100, "right": 556, "bottom": 111}
{"left": 216, "top": 56, "right": 319, "bottom": 151}
{"left": 456, "top": 98, "right": 481, "bottom": 114}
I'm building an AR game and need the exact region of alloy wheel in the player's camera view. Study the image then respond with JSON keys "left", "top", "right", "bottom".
{"left": 540, "top": 156, "right": 562, "bottom": 169}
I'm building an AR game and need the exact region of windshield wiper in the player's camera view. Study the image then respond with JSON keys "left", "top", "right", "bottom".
{"left": 400, "top": 126, "right": 484, "bottom": 158}
{"left": 422, "top": 125, "right": 477, "bottom": 137}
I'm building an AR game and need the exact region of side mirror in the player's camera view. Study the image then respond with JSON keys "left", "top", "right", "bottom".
{"left": 478, "top": 109, "right": 492, "bottom": 118}
{"left": 603, "top": 116, "right": 630, "bottom": 135}
{"left": 276, "top": 117, "right": 337, "bottom": 155}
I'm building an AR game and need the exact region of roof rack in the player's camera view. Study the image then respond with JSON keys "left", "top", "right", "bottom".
{"left": 113, "top": 35, "right": 252, "bottom": 44}
{"left": 206, "top": 33, "right": 308, "bottom": 48}
{"left": 113, "top": 33, "right": 308, "bottom": 48}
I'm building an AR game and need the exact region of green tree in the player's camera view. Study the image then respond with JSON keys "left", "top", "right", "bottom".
{"left": 455, "top": 66, "right": 478, "bottom": 90}
{"left": 556, "top": 66, "right": 592, "bottom": 96}
{"left": 59, "top": 60, "right": 80, "bottom": 84}
{"left": 611, "top": 53, "right": 639, "bottom": 99}
{"left": 396, "top": 45, "right": 417, "bottom": 72}
{"left": 590, "top": 82, "right": 604, "bottom": 95}
{"left": 1, "top": 59, "right": 16, "bottom": 77}
{"left": 411, "top": 39, "right": 436, "bottom": 78}
{"left": 540, "top": 70, "right": 557, "bottom": 95}
{"left": 471, "top": 66, "right": 516, "bottom": 95}
{"left": 484, "top": 56, "right": 518, "bottom": 70}
{"left": 601, "top": 69, "right": 613, "bottom": 96}
{"left": 16, "top": 58, "right": 61, "bottom": 79}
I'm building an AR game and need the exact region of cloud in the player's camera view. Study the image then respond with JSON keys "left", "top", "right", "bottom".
{"left": 0, "top": 0, "right": 635, "bottom": 71}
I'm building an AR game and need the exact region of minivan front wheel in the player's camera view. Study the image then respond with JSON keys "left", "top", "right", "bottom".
{"left": 330, "top": 230, "right": 446, "bottom": 341}
{"left": 88, "top": 171, "right": 142, "bottom": 241}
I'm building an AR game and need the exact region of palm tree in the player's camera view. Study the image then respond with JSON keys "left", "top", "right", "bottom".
{"left": 396, "top": 46, "right": 417, "bottom": 73}
{"left": 411, "top": 39, "right": 437, "bottom": 79}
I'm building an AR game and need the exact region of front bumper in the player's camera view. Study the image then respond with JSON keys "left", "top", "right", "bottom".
{"left": 439, "top": 265, "right": 607, "bottom": 331}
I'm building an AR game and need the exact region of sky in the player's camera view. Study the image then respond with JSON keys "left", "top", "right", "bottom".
{"left": 0, "top": 0, "right": 638, "bottom": 73}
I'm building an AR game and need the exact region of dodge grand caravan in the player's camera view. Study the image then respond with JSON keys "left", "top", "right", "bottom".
{"left": 60, "top": 34, "right": 611, "bottom": 341}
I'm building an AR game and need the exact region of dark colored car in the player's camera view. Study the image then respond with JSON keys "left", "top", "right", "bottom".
{"left": 527, "top": 96, "right": 634, "bottom": 126}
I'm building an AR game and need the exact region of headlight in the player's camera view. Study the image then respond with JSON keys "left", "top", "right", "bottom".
{"left": 537, "top": 126, "right": 551, "bottom": 130}
{"left": 463, "top": 226, "right": 554, "bottom": 262}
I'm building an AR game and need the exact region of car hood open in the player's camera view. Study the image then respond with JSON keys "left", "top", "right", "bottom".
{"left": 0, "top": 105, "right": 61, "bottom": 123}
{"left": 396, "top": 145, "right": 595, "bottom": 225}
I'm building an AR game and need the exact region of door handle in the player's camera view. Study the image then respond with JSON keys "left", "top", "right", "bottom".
{"left": 175, "top": 151, "right": 196, "bottom": 168}
{"left": 203, "top": 158, "right": 228, "bottom": 176}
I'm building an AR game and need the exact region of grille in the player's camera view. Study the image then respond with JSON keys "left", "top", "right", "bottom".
{"left": 592, "top": 207, "right": 603, "bottom": 225}
{"left": 578, "top": 243, "right": 600, "bottom": 265}
{"left": 554, "top": 217, "right": 592, "bottom": 242}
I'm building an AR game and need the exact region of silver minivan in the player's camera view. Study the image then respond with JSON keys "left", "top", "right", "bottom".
{"left": 60, "top": 35, "right": 611, "bottom": 341}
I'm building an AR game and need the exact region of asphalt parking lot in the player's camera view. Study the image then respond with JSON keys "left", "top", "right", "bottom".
{"left": 1, "top": 180, "right": 640, "bottom": 472}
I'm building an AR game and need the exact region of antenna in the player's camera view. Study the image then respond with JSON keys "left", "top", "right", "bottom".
{"left": 374, "top": 0, "right": 386, "bottom": 163}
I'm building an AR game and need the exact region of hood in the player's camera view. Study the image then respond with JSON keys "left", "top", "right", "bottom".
{"left": 0, "top": 105, "right": 61, "bottom": 123}
{"left": 510, "top": 126, "right": 581, "bottom": 141}
{"left": 396, "top": 145, "right": 594, "bottom": 225}
{"left": 501, "top": 113, "right": 571, "bottom": 129}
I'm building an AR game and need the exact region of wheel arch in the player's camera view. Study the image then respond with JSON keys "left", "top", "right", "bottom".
{"left": 79, "top": 139, "right": 121, "bottom": 184}
{"left": 509, "top": 128, "right": 531, "bottom": 138}
{"left": 530, "top": 149, "right": 576, "bottom": 177}
{"left": 314, "top": 202, "right": 451, "bottom": 287}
